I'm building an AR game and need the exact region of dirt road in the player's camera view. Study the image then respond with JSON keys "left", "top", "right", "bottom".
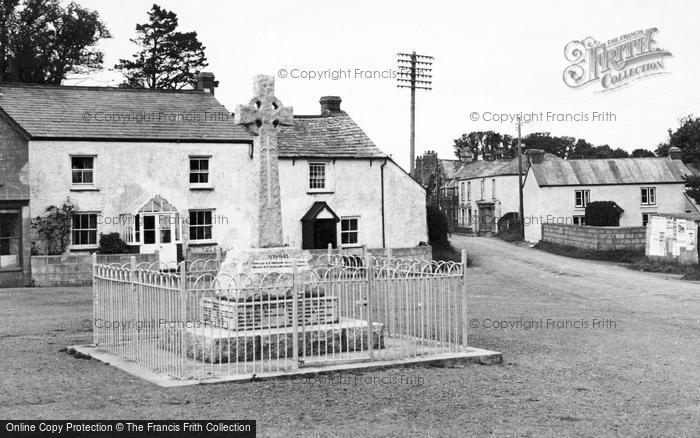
{"left": 453, "top": 236, "right": 700, "bottom": 436}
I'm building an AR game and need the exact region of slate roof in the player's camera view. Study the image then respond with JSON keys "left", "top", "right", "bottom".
{"left": 278, "top": 114, "right": 387, "bottom": 158}
{"left": 440, "top": 160, "right": 464, "bottom": 179}
{"left": 0, "top": 82, "right": 251, "bottom": 142}
{"left": 530, "top": 155, "right": 692, "bottom": 186}
{"left": 0, "top": 83, "right": 391, "bottom": 158}
{"left": 431, "top": 160, "right": 465, "bottom": 189}
{"left": 300, "top": 201, "right": 340, "bottom": 222}
{"left": 454, "top": 157, "right": 530, "bottom": 180}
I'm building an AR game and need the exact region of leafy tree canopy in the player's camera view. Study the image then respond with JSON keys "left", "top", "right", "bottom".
{"left": 115, "top": 4, "right": 208, "bottom": 89}
{"left": 453, "top": 131, "right": 649, "bottom": 160}
{"left": 0, "top": 0, "right": 110, "bottom": 83}
{"left": 655, "top": 115, "right": 700, "bottom": 167}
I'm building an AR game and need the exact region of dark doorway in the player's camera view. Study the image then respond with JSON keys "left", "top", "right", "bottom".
{"left": 313, "top": 219, "right": 337, "bottom": 249}
{"left": 477, "top": 204, "right": 495, "bottom": 235}
{"left": 301, "top": 201, "right": 340, "bottom": 250}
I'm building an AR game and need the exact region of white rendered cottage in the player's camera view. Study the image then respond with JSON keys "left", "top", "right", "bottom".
{"left": 522, "top": 149, "right": 692, "bottom": 242}
{"left": 0, "top": 76, "right": 427, "bottom": 287}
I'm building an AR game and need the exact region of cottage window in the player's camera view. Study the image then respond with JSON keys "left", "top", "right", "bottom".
{"left": 0, "top": 210, "right": 21, "bottom": 270}
{"left": 71, "top": 213, "right": 98, "bottom": 246}
{"left": 189, "top": 210, "right": 213, "bottom": 241}
{"left": 642, "top": 213, "right": 650, "bottom": 226}
{"left": 189, "top": 156, "right": 211, "bottom": 186}
{"left": 480, "top": 179, "right": 485, "bottom": 200}
{"left": 641, "top": 187, "right": 656, "bottom": 205}
{"left": 575, "top": 190, "right": 590, "bottom": 208}
{"left": 467, "top": 182, "right": 471, "bottom": 201}
{"left": 459, "top": 183, "right": 465, "bottom": 201}
{"left": 492, "top": 178, "right": 496, "bottom": 199}
{"left": 573, "top": 215, "right": 586, "bottom": 226}
{"left": 71, "top": 156, "right": 94, "bottom": 185}
{"left": 341, "top": 217, "right": 359, "bottom": 245}
{"left": 309, "top": 163, "right": 327, "bottom": 190}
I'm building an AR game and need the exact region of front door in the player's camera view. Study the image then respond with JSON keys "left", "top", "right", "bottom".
{"left": 140, "top": 213, "right": 178, "bottom": 265}
{"left": 478, "top": 206, "right": 495, "bottom": 235}
{"left": 313, "top": 219, "right": 337, "bottom": 249}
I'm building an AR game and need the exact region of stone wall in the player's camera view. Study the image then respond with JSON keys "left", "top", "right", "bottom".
{"left": 541, "top": 223, "right": 646, "bottom": 251}
{"left": 31, "top": 253, "right": 157, "bottom": 287}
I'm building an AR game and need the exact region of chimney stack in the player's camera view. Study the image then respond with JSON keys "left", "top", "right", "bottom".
{"left": 525, "top": 148, "right": 546, "bottom": 164}
{"left": 197, "top": 72, "right": 218, "bottom": 95}
{"left": 668, "top": 146, "right": 682, "bottom": 160}
{"left": 320, "top": 96, "right": 343, "bottom": 116}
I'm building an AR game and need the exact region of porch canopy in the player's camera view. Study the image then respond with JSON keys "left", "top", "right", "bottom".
{"left": 120, "top": 194, "right": 180, "bottom": 245}
{"left": 301, "top": 201, "right": 340, "bottom": 250}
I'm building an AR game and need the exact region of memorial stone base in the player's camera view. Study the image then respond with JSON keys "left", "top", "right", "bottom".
{"left": 178, "top": 318, "right": 385, "bottom": 363}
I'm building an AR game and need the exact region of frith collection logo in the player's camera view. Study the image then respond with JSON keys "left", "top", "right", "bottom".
{"left": 563, "top": 28, "right": 672, "bottom": 92}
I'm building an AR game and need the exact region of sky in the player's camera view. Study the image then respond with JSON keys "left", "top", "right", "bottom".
{"left": 73, "top": 0, "right": 700, "bottom": 170}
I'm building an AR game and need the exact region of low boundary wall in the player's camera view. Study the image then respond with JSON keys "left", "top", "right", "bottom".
{"left": 29, "top": 246, "right": 431, "bottom": 287}
{"left": 31, "top": 253, "right": 157, "bottom": 287}
{"left": 542, "top": 224, "right": 646, "bottom": 251}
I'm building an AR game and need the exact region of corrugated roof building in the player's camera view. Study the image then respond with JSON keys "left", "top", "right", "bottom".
{"left": 522, "top": 149, "right": 694, "bottom": 242}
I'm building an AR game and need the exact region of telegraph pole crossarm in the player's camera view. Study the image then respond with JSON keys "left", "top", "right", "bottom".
{"left": 397, "top": 50, "right": 433, "bottom": 174}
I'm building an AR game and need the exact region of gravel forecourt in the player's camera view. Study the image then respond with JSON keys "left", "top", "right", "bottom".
{"left": 0, "top": 236, "right": 698, "bottom": 437}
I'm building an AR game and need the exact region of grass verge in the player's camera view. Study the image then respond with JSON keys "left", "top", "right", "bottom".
{"left": 534, "top": 241, "right": 700, "bottom": 281}
{"left": 432, "top": 242, "right": 473, "bottom": 266}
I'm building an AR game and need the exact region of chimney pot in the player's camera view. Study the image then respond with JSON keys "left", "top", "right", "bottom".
{"left": 525, "top": 148, "right": 546, "bottom": 164}
{"left": 197, "top": 72, "right": 218, "bottom": 95}
{"left": 320, "top": 96, "right": 343, "bottom": 116}
{"left": 668, "top": 146, "right": 682, "bottom": 160}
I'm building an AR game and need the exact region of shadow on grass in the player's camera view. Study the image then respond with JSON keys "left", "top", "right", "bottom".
{"left": 534, "top": 241, "right": 700, "bottom": 281}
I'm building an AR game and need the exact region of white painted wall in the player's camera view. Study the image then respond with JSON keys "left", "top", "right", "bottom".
{"left": 278, "top": 158, "right": 427, "bottom": 249}
{"left": 523, "top": 166, "right": 688, "bottom": 242}
{"left": 29, "top": 141, "right": 427, "bottom": 253}
{"left": 457, "top": 174, "right": 521, "bottom": 232}
{"left": 28, "top": 140, "right": 259, "bottom": 251}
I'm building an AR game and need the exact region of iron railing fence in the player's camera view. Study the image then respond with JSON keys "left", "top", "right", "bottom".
{"left": 92, "top": 251, "right": 468, "bottom": 381}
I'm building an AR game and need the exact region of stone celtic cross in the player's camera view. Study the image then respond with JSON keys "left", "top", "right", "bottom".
{"left": 235, "top": 75, "right": 294, "bottom": 248}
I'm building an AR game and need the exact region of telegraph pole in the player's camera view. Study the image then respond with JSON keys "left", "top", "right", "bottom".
{"left": 517, "top": 115, "right": 525, "bottom": 240}
{"left": 397, "top": 51, "right": 433, "bottom": 174}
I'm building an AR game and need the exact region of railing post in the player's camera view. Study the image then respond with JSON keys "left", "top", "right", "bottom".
{"left": 461, "top": 250, "right": 468, "bottom": 348}
{"left": 92, "top": 252, "right": 97, "bottom": 345}
{"left": 179, "top": 261, "right": 187, "bottom": 378}
{"left": 291, "top": 259, "right": 300, "bottom": 369}
{"left": 365, "top": 253, "right": 374, "bottom": 360}
{"left": 386, "top": 247, "right": 394, "bottom": 336}
{"left": 130, "top": 256, "right": 136, "bottom": 287}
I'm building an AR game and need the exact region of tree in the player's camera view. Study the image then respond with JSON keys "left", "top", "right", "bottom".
{"left": 631, "top": 148, "right": 656, "bottom": 158}
{"left": 453, "top": 131, "right": 514, "bottom": 161}
{"left": 655, "top": 115, "right": 700, "bottom": 167}
{"left": 98, "top": 233, "right": 131, "bottom": 254}
{"left": 0, "top": 0, "right": 109, "bottom": 84}
{"left": 426, "top": 204, "right": 449, "bottom": 249}
{"left": 569, "top": 138, "right": 631, "bottom": 159}
{"left": 585, "top": 201, "right": 624, "bottom": 227}
{"left": 655, "top": 115, "right": 700, "bottom": 204}
{"left": 523, "top": 133, "right": 576, "bottom": 158}
{"left": 115, "top": 4, "right": 208, "bottom": 89}
{"left": 686, "top": 175, "right": 700, "bottom": 205}
{"left": 31, "top": 199, "right": 77, "bottom": 255}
